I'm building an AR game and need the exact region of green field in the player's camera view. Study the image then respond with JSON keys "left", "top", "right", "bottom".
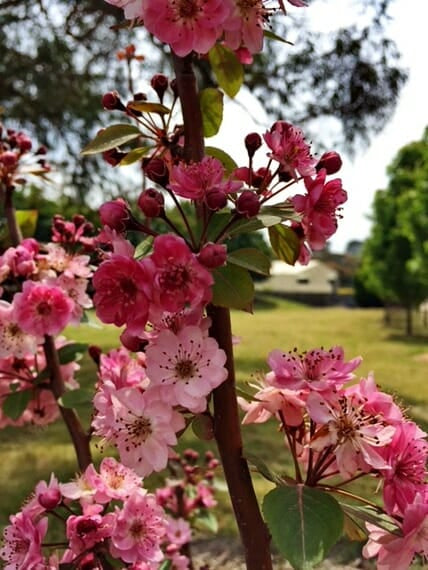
{"left": 1, "top": 298, "right": 427, "bottom": 543}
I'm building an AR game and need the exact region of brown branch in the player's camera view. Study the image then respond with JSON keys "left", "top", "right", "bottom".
{"left": 43, "top": 335, "right": 92, "bottom": 471}
{"left": 172, "top": 52, "right": 273, "bottom": 570}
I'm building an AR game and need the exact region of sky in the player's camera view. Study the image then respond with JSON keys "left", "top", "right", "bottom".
{"left": 211, "top": 0, "right": 428, "bottom": 253}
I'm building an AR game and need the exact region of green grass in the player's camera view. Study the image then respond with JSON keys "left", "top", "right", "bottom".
{"left": 1, "top": 298, "right": 427, "bottom": 543}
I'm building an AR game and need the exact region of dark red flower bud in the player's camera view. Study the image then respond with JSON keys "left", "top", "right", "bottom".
{"left": 88, "top": 345, "right": 102, "bottom": 366}
{"left": 245, "top": 132, "right": 262, "bottom": 158}
{"left": 72, "top": 214, "right": 86, "bottom": 228}
{"left": 151, "top": 73, "right": 169, "bottom": 102}
{"left": 0, "top": 151, "right": 18, "bottom": 168}
{"left": 36, "top": 145, "right": 48, "bottom": 155}
{"left": 137, "top": 188, "right": 164, "bottom": 218}
{"left": 101, "top": 91, "right": 124, "bottom": 111}
{"left": 205, "top": 450, "right": 215, "bottom": 462}
{"left": 278, "top": 169, "right": 293, "bottom": 183}
{"left": 143, "top": 157, "right": 169, "bottom": 187}
{"left": 198, "top": 243, "right": 227, "bottom": 269}
{"left": 102, "top": 149, "right": 125, "bottom": 166}
{"left": 133, "top": 92, "right": 147, "bottom": 102}
{"left": 316, "top": 151, "right": 342, "bottom": 175}
{"left": 17, "top": 134, "right": 32, "bottom": 152}
{"left": 205, "top": 188, "right": 228, "bottom": 211}
{"left": 99, "top": 198, "right": 130, "bottom": 231}
{"left": 183, "top": 448, "right": 199, "bottom": 462}
{"left": 170, "top": 78, "right": 179, "bottom": 98}
{"left": 38, "top": 488, "right": 62, "bottom": 510}
{"left": 236, "top": 190, "right": 260, "bottom": 218}
{"left": 76, "top": 518, "right": 99, "bottom": 535}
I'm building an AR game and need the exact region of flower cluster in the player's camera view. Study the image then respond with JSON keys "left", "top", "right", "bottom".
{"left": 0, "top": 456, "right": 213, "bottom": 569}
{"left": 239, "top": 346, "right": 428, "bottom": 568}
{"left": 0, "top": 217, "right": 94, "bottom": 427}
{"left": 105, "top": 0, "right": 306, "bottom": 57}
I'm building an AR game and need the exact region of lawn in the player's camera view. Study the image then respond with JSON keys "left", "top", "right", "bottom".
{"left": 1, "top": 297, "right": 427, "bottom": 542}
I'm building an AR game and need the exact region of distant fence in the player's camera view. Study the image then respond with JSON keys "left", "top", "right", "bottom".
{"left": 383, "top": 306, "right": 428, "bottom": 336}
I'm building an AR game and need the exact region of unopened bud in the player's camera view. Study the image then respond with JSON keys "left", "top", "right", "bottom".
{"left": 151, "top": 74, "right": 169, "bottom": 103}
{"left": 0, "top": 151, "right": 18, "bottom": 168}
{"left": 236, "top": 190, "right": 260, "bottom": 218}
{"left": 133, "top": 92, "right": 147, "bottom": 102}
{"left": 36, "top": 145, "right": 47, "bottom": 155}
{"left": 137, "top": 188, "right": 164, "bottom": 218}
{"left": 183, "top": 449, "right": 199, "bottom": 462}
{"left": 17, "top": 134, "right": 32, "bottom": 152}
{"left": 170, "top": 78, "right": 179, "bottom": 98}
{"left": 38, "top": 488, "right": 61, "bottom": 510}
{"left": 99, "top": 198, "right": 130, "bottom": 231}
{"left": 278, "top": 169, "right": 293, "bottom": 183}
{"left": 88, "top": 345, "right": 102, "bottom": 366}
{"left": 316, "top": 151, "right": 342, "bottom": 175}
{"left": 72, "top": 214, "right": 86, "bottom": 228}
{"left": 245, "top": 132, "right": 262, "bottom": 158}
{"left": 102, "top": 91, "right": 124, "bottom": 111}
{"left": 198, "top": 243, "right": 227, "bottom": 269}
{"left": 143, "top": 157, "right": 169, "bottom": 187}
{"left": 205, "top": 188, "right": 227, "bottom": 211}
{"left": 102, "top": 148, "right": 125, "bottom": 166}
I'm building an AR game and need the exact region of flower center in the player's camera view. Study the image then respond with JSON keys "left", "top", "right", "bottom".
{"left": 129, "top": 416, "right": 152, "bottom": 442}
{"left": 159, "top": 264, "right": 191, "bottom": 291}
{"left": 37, "top": 301, "right": 52, "bottom": 316}
{"left": 120, "top": 277, "right": 137, "bottom": 299}
{"left": 175, "top": 0, "right": 199, "bottom": 19}
{"left": 130, "top": 519, "right": 145, "bottom": 539}
{"left": 175, "top": 358, "right": 195, "bottom": 379}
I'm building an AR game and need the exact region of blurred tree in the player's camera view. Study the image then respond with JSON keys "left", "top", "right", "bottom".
{"left": 357, "top": 128, "right": 428, "bottom": 334}
{"left": 0, "top": 0, "right": 407, "bottom": 204}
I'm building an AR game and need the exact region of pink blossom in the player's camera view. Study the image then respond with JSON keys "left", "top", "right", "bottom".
{"left": 363, "top": 494, "right": 428, "bottom": 570}
{"left": 13, "top": 281, "right": 74, "bottom": 336}
{"left": 94, "top": 387, "right": 185, "bottom": 476}
{"left": 347, "top": 374, "right": 403, "bottom": 425}
{"left": 380, "top": 421, "right": 428, "bottom": 515}
{"left": 110, "top": 490, "right": 167, "bottom": 564}
{"left": 169, "top": 156, "right": 240, "bottom": 202}
{"left": 94, "top": 457, "right": 143, "bottom": 503}
{"left": 104, "top": 0, "right": 143, "bottom": 20}
{"left": 66, "top": 506, "right": 114, "bottom": 555}
{"left": 55, "top": 275, "right": 92, "bottom": 323}
{"left": 165, "top": 517, "right": 192, "bottom": 549}
{"left": 263, "top": 121, "right": 317, "bottom": 179}
{"left": 307, "top": 390, "right": 396, "bottom": 478}
{"left": 291, "top": 169, "right": 347, "bottom": 250}
{"left": 239, "top": 385, "right": 305, "bottom": 427}
{"left": 267, "top": 346, "right": 361, "bottom": 392}
{"left": 24, "top": 474, "right": 62, "bottom": 517}
{"left": 146, "top": 234, "right": 213, "bottom": 313}
{"left": 142, "top": 0, "right": 232, "bottom": 57}
{"left": 0, "top": 301, "right": 39, "bottom": 358}
{"left": 0, "top": 511, "right": 48, "bottom": 570}
{"left": 60, "top": 464, "right": 100, "bottom": 502}
{"left": 224, "top": 0, "right": 275, "bottom": 53}
{"left": 39, "top": 244, "right": 92, "bottom": 279}
{"left": 99, "top": 348, "right": 148, "bottom": 390}
{"left": 0, "top": 240, "right": 37, "bottom": 281}
{"left": 146, "top": 326, "right": 227, "bottom": 413}
{"left": 93, "top": 254, "right": 151, "bottom": 333}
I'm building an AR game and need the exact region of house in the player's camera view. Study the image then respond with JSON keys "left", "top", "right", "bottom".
{"left": 257, "top": 259, "right": 339, "bottom": 305}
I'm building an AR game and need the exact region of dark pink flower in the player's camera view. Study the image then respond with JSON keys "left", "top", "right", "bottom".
{"left": 291, "top": 169, "right": 347, "bottom": 250}
{"left": 14, "top": 281, "right": 74, "bottom": 336}
{"left": 224, "top": 1, "right": 274, "bottom": 53}
{"left": 147, "top": 234, "right": 213, "bottom": 313}
{"left": 267, "top": 346, "right": 361, "bottom": 392}
{"left": 110, "top": 490, "right": 167, "bottom": 564}
{"left": 264, "top": 121, "right": 317, "bottom": 179}
{"left": 142, "top": 0, "right": 233, "bottom": 56}
{"left": 66, "top": 507, "right": 114, "bottom": 555}
{"left": 93, "top": 254, "right": 151, "bottom": 333}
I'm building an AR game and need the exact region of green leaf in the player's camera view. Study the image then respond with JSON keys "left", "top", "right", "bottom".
{"left": 159, "top": 561, "right": 172, "bottom": 570}
{"left": 3, "top": 390, "right": 32, "bottom": 420}
{"left": 126, "top": 101, "right": 170, "bottom": 115}
{"left": 268, "top": 224, "right": 300, "bottom": 265}
{"left": 57, "top": 343, "right": 88, "bottom": 365}
{"left": 342, "top": 512, "right": 367, "bottom": 542}
{"left": 228, "top": 247, "right": 271, "bottom": 276}
{"left": 260, "top": 204, "right": 302, "bottom": 224}
{"left": 209, "top": 45, "right": 244, "bottom": 98}
{"left": 205, "top": 146, "right": 238, "bottom": 174}
{"left": 245, "top": 452, "right": 284, "bottom": 486}
{"left": 264, "top": 29, "right": 293, "bottom": 46}
{"left": 200, "top": 88, "right": 224, "bottom": 137}
{"left": 192, "top": 413, "right": 214, "bottom": 441}
{"left": 119, "top": 146, "right": 151, "bottom": 166}
{"left": 212, "top": 264, "right": 254, "bottom": 310}
{"left": 59, "top": 388, "right": 94, "bottom": 409}
{"left": 81, "top": 124, "right": 142, "bottom": 155}
{"left": 263, "top": 485, "right": 344, "bottom": 570}
{"left": 134, "top": 236, "right": 154, "bottom": 259}
{"left": 193, "top": 510, "right": 219, "bottom": 533}
{"left": 340, "top": 504, "right": 400, "bottom": 535}
{"left": 228, "top": 217, "right": 265, "bottom": 237}
{"left": 16, "top": 210, "right": 38, "bottom": 238}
